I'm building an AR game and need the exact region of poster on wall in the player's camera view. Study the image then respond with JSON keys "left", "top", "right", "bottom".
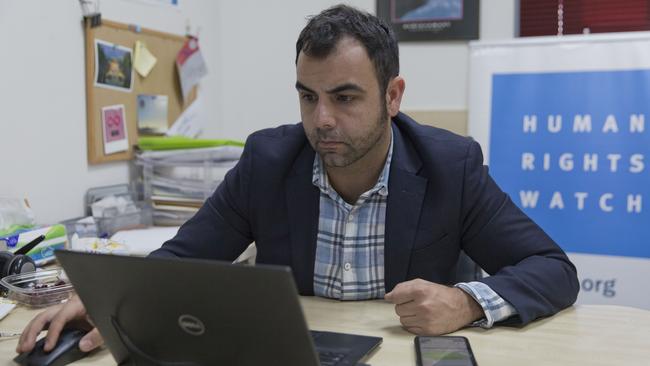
{"left": 376, "top": 0, "right": 479, "bottom": 42}
{"left": 467, "top": 33, "right": 650, "bottom": 309}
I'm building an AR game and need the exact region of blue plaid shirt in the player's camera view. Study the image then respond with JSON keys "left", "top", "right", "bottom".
{"left": 311, "top": 128, "right": 517, "bottom": 327}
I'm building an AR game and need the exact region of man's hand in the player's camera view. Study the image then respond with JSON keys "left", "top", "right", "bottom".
{"left": 16, "top": 295, "right": 104, "bottom": 354}
{"left": 384, "top": 279, "right": 484, "bottom": 335}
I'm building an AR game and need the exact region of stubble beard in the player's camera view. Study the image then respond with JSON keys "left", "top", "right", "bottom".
{"left": 312, "top": 104, "right": 390, "bottom": 168}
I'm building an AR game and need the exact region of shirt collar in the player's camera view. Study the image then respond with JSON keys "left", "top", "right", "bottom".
{"left": 312, "top": 125, "right": 393, "bottom": 197}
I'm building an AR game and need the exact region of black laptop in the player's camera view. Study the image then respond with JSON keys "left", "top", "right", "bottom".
{"left": 55, "top": 250, "right": 382, "bottom": 366}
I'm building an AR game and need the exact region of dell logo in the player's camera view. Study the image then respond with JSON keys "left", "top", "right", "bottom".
{"left": 178, "top": 314, "right": 205, "bottom": 336}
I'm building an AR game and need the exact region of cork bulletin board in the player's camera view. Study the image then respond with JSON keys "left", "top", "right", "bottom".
{"left": 84, "top": 18, "right": 196, "bottom": 164}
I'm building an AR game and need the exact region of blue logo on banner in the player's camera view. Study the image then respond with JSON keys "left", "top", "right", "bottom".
{"left": 490, "top": 70, "right": 650, "bottom": 258}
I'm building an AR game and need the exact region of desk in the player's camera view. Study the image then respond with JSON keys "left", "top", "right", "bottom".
{"left": 1, "top": 297, "right": 649, "bottom": 365}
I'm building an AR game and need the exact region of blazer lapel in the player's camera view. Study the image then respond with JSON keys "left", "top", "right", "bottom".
{"left": 286, "top": 145, "right": 319, "bottom": 295}
{"left": 385, "top": 124, "right": 427, "bottom": 292}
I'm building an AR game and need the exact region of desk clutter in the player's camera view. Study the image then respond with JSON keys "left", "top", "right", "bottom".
{"left": 0, "top": 199, "right": 66, "bottom": 268}
{"left": 0, "top": 194, "right": 134, "bottom": 309}
{"left": 0, "top": 199, "right": 71, "bottom": 309}
{"left": 0, "top": 140, "right": 243, "bottom": 293}
{"left": 0, "top": 138, "right": 243, "bottom": 307}
{"left": 61, "top": 183, "right": 152, "bottom": 240}
{"left": 0, "top": 268, "right": 74, "bottom": 309}
{"left": 134, "top": 139, "right": 244, "bottom": 226}
{"left": 0, "top": 193, "right": 174, "bottom": 310}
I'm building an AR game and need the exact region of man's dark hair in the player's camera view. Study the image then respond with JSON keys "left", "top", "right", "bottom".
{"left": 296, "top": 4, "right": 399, "bottom": 94}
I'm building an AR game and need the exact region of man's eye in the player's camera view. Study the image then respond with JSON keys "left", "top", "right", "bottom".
{"left": 336, "top": 95, "right": 354, "bottom": 103}
{"left": 301, "top": 94, "right": 316, "bottom": 102}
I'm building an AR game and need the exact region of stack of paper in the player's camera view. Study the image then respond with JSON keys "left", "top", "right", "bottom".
{"left": 136, "top": 145, "right": 244, "bottom": 226}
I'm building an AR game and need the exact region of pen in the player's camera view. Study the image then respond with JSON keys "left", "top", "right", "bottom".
{"left": 15, "top": 235, "right": 45, "bottom": 255}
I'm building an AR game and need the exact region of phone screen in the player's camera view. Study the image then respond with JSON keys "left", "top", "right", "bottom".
{"left": 415, "top": 336, "right": 477, "bottom": 366}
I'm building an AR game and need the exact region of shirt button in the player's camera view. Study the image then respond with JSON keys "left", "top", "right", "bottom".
{"left": 348, "top": 214, "right": 354, "bottom": 221}
{"left": 343, "top": 262, "right": 351, "bottom": 271}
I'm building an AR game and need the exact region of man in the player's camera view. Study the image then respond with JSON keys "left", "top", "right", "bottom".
{"left": 17, "top": 5, "right": 579, "bottom": 354}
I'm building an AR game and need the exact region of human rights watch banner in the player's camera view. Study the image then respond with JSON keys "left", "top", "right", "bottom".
{"left": 468, "top": 33, "right": 650, "bottom": 309}
{"left": 490, "top": 69, "right": 649, "bottom": 258}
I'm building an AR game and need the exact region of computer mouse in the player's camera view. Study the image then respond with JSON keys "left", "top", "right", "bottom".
{"left": 14, "top": 328, "right": 90, "bottom": 366}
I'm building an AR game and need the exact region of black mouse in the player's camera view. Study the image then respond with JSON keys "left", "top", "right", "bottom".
{"left": 14, "top": 328, "right": 91, "bottom": 366}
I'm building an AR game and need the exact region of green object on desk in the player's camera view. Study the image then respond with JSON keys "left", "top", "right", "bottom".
{"left": 0, "top": 224, "right": 34, "bottom": 238}
{"left": 138, "top": 136, "right": 244, "bottom": 151}
{"left": 45, "top": 225, "right": 66, "bottom": 240}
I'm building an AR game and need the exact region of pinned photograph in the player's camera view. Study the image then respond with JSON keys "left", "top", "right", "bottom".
{"left": 101, "top": 104, "right": 129, "bottom": 155}
{"left": 137, "top": 94, "right": 169, "bottom": 135}
{"left": 95, "top": 39, "right": 134, "bottom": 92}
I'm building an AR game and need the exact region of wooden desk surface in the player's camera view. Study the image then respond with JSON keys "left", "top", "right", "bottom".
{"left": 1, "top": 297, "right": 649, "bottom": 365}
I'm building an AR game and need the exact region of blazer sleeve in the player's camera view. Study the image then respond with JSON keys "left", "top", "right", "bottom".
{"left": 148, "top": 140, "right": 254, "bottom": 261}
{"left": 459, "top": 141, "right": 580, "bottom": 325}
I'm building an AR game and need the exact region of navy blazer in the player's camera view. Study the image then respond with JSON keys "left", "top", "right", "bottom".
{"left": 151, "top": 112, "right": 579, "bottom": 325}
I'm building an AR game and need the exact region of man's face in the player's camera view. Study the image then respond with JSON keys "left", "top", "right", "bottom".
{"left": 296, "top": 37, "right": 390, "bottom": 168}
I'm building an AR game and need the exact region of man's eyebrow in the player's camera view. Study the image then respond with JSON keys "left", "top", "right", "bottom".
{"left": 295, "top": 81, "right": 315, "bottom": 94}
{"left": 326, "top": 83, "right": 365, "bottom": 94}
{"left": 295, "top": 81, "right": 365, "bottom": 95}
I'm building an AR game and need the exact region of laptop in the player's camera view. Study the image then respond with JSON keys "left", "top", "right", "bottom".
{"left": 54, "top": 250, "right": 382, "bottom": 366}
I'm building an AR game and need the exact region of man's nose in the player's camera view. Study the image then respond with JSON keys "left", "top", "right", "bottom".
{"left": 314, "top": 101, "right": 335, "bottom": 128}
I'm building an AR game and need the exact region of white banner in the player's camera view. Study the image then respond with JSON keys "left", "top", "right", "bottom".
{"left": 468, "top": 32, "right": 650, "bottom": 309}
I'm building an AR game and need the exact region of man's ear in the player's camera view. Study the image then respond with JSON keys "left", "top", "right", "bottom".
{"left": 386, "top": 76, "right": 406, "bottom": 117}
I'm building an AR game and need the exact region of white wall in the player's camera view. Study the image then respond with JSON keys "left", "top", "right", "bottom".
{"left": 0, "top": 0, "right": 516, "bottom": 225}
{"left": 212, "top": 0, "right": 517, "bottom": 139}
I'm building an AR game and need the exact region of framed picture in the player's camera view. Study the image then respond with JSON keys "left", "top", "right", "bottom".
{"left": 377, "top": 0, "right": 479, "bottom": 42}
{"left": 94, "top": 39, "right": 134, "bottom": 92}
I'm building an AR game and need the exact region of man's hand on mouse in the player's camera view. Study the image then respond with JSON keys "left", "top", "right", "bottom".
{"left": 16, "top": 295, "right": 104, "bottom": 353}
{"left": 385, "top": 278, "right": 484, "bottom": 335}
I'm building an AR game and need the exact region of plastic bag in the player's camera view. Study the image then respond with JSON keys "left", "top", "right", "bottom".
{"left": 0, "top": 198, "right": 36, "bottom": 236}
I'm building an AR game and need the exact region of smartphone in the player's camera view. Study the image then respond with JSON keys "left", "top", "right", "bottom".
{"left": 414, "top": 336, "right": 478, "bottom": 366}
